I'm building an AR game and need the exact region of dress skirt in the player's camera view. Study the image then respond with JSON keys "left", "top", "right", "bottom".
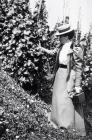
{"left": 50, "top": 68, "right": 86, "bottom": 136}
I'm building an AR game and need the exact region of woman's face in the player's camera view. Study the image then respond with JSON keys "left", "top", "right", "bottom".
{"left": 59, "top": 35, "right": 68, "bottom": 44}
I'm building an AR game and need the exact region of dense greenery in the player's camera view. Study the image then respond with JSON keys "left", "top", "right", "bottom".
{"left": 0, "top": 0, "right": 56, "bottom": 102}
{"left": 0, "top": 69, "right": 92, "bottom": 139}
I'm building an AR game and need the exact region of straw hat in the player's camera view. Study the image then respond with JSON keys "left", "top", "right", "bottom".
{"left": 55, "top": 24, "right": 74, "bottom": 36}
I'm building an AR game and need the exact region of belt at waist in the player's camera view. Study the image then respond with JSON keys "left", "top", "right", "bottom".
{"left": 59, "top": 64, "right": 67, "bottom": 68}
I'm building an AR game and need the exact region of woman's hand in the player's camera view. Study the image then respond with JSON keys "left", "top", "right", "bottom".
{"left": 75, "top": 86, "right": 82, "bottom": 94}
{"left": 68, "top": 86, "right": 82, "bottom": 98}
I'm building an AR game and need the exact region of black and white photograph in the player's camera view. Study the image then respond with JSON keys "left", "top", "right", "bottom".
{"left": 0, "top": 0, "right": 92, "bottom": 139}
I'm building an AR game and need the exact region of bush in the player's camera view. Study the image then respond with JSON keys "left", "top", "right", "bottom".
{"left": 0, "top": 0, "right": 53, "bottom": 102}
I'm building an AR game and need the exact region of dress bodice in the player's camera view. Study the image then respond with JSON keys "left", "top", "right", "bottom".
{"left": 59, "top": 41, "right": 73, "bottom": 65}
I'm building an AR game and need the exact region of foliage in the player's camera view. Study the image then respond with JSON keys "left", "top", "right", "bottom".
{"left": 81, "top": 35, "right": 92, "bottom": 102}
{"left": 0, "top": 69, "right": 91, "bottom": 139}
{"left": 0, "top": 0, "right": 53, "bottom": 102}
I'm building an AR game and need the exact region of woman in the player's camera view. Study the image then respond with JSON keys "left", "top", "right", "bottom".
{"left": 50, "top": 24, "right": 86, "bottom": 136}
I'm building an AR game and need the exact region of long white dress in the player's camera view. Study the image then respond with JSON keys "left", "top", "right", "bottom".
{"left": 50, "top": 41, "right": 86, "bottom": 136}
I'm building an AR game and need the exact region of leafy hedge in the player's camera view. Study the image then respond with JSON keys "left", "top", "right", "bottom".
{"left": 81, "top": 36, "right": 92, "bottom": 102}
{"left": 0, "top": 0, "right": 55, "bottom": 102}
{"left": 0, "top": 69, "right": 92, "bottom": 139}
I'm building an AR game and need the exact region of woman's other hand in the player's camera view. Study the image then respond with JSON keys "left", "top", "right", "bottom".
{"left": 75, "top": 86, "right": 82, "bottom": 94}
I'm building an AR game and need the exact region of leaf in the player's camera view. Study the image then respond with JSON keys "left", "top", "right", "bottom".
{"left": 7, "top": 7, "right": 14, "bottom": 16}
{"left": 24, "top": 71, "right": 28, "bottom": 75}
{"left": 20, "top": 77, "right": 26, "bottom": 82}
{"left": 27, "top": 60, "right": 32, "bottom": 66}
{"left": 12, "top": 28, "right": 21, "bottom": 34}
{"left": 24, "top": 30, "right": 30, "bottom": 35}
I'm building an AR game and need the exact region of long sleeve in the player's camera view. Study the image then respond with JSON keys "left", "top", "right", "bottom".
{"left": 52, "top": 48, "right": 60, "bottom": 86}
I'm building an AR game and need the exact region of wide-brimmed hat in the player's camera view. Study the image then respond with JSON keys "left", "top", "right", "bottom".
{"left": 55, "top": 24, "right": 74, "bottom": 36}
